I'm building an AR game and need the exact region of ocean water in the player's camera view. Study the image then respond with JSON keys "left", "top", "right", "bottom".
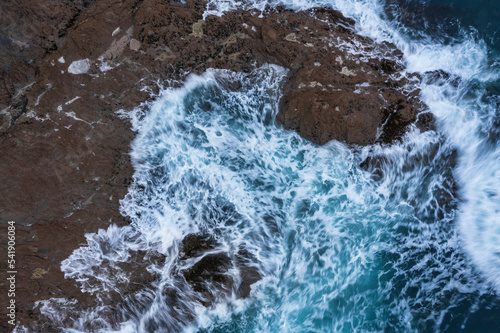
{"left": 35, "top": 0, "right": 500, "bottom": 332}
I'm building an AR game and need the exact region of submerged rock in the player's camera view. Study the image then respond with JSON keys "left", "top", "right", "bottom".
{"left": 182, "top": 252, "right": 234, "bottom": 305}
{"left": 179, "top": 234, "right": 261, "bottom": 305}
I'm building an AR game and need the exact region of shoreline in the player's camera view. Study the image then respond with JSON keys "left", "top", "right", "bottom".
{"left": 0, "top": 0, "right": 430, "bottom": 330}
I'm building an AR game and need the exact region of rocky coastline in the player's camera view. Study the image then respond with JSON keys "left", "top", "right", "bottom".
{"left": 0, "top": 0, "right": 432, "bottom": 330}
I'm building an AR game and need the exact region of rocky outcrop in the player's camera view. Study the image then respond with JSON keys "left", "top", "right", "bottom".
{"left": 0, "top": 0, "right": 98, "bottom": 131}
{"left": 0, "top": 0, "right": 431, "bottom": 330}
{"left": 128, "top": 3, "right": 430, "bottom": 145}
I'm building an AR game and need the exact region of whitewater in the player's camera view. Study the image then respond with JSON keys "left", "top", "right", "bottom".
{"left": 32, "top": 0, "right": 500, "bottom": 332}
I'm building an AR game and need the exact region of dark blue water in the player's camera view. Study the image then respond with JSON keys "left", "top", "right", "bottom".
{"left": 386, "top": 0, "right": 500, "bottom": 48}
{"left": 387, "top": 1, "right": 500, "bottom": 331}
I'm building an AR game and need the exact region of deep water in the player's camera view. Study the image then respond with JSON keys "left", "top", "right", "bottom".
{"left": 33, "top": 0, "right": 500, "bottom": 332}
{"left": 385, "top": 0, "right": 500, "bottom": 50}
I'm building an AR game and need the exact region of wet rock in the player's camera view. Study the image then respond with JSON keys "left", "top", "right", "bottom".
{"left": 180, "top": 234, "right": 218, "bottom": 260}
{"left": 26, "top": 248, "right": 166, "bottom": 332}
{"left": 416, "top": 111, "right": 436, "bottom": 133}
{"left": 360, "top": 141, "right": 458, "bottom": 217}
{"left": 423, "top": 69, "right": 460, "bottom": 89}
{"left": 178, "top": 234, "right": 261, "bottom": 304}
{"left": 270, "top": 10, "right": 426, "bottom": 145}
{"left": 235, "top": 248, "right": 261, "bottom": 298}
{"left": 182, "top": 252, "right": 234, "bottom": 305}
{"left": 359, "top": 155, "right": 390, "bottom": 181}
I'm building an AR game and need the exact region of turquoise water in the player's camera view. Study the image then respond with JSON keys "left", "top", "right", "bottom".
{"left": 125, "top": 69, "right": 466, "bottom": 332}
{"left": 33, "top": 0, "right": 500, "bottom": 332}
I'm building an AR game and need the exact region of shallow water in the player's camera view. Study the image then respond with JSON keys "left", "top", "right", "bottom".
{"left": 36, "top": 0, "right": 500, "bottom": 332}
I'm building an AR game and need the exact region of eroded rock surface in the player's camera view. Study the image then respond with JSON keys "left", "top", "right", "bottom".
{"left": 0, "top": 0, "right": 432, "bottom": 330}
{"left": 0, "top": 0, "right": 98, "bottom": 130}
{"left": 179, "top": 234, "right": 261, "bottom": 305}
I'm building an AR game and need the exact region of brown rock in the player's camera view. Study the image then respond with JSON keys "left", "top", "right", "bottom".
{"left": 0, "top": 0, "right": 98, "bottom": 130}
{"left": 179, "top": 234, "right": 261, "bottom": 304}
